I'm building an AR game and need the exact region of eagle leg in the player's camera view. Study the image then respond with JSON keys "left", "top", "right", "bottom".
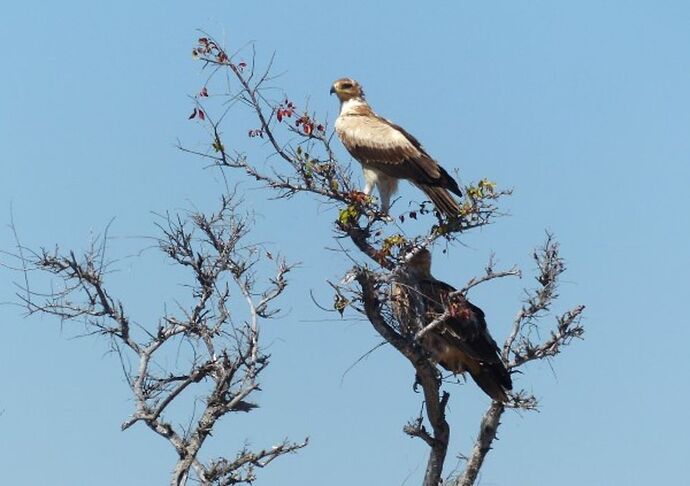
{"left": 361, "top": 178, "right": 393, "bottom": 221}
{"left": 379, "top": 188, "right": 391, "bottom": 215}
{"left": 362, "top": 168, "right": 376, "bottom": 196}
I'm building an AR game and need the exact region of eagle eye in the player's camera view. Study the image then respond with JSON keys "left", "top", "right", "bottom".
{"left": 341, "top": 82, "right": 353, "bottom": 90}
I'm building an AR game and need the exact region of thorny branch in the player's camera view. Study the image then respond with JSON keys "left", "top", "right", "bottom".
{"left": 184, "top": 36, "right": 585, "bottom": 486}
{"left": 451, "top": 236, "right": 584, "bottom": 486}
{"left": 504, "top": 234, "right": 585, "bottom": 367}
{"left": 11, "top": 195, "right": 306, "bottom": 486}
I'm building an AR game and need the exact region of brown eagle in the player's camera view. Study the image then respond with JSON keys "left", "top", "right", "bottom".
{"left": 330, "top": 78, "right": 462, "bottom": 218}
{"left": 392, "top": 249, "right": 512, "bottom": 402}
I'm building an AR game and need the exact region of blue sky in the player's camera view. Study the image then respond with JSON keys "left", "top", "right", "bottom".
{"left": 2, "top": 1, "right": 689, "bottom": 485}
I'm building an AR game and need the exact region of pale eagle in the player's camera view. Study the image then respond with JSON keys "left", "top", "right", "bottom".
{"left": 392, "top": 249, "right": 512, "bottom": 401}
{"left": 331, "top": 78, "right": 462, "bottom": 218}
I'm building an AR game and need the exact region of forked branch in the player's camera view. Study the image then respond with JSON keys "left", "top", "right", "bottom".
{"left": 12, "top": 195, "right": 306, "bottom": 486}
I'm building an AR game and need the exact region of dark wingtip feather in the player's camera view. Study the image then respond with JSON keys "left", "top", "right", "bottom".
{"left": 438, "top": 167, "right": 463, "bottom": 197}
{"left": 449, "top": 182, "right": 463, "bottom": 198}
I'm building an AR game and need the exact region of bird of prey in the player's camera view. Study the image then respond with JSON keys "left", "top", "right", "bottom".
{"left": 330, "top": 78, "right": 463, "bottom": 218}
{"left": 392, "top": 249, "right": 512, "bottom": 402}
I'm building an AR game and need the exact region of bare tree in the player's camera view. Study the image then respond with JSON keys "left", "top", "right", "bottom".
{"left": 8, "top": 195, "right": 307, "bottom": 486}
{"left": 184, "top": 35, "right": 585, "bottom": 486}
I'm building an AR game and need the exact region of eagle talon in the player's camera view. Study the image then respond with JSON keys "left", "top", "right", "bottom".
{"left": 367, "top": 210, "right": 393, "bottom": 223}
{"left": 379, "top": 212, "right": 393, "bottom": 223}
{"left": 412, "top": 374, "right": 422, "bottom": 393}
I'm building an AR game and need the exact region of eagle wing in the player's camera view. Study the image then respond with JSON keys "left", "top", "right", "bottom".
{"left": 336, "top": 112, "right": 461, "bottom": 195}
{"left": 419, "top": 279, "right": 512, "bottom": 401}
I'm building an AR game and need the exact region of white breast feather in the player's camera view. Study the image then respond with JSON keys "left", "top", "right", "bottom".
{"left": 336, "top": 104, "right": 415, "bottom": 156}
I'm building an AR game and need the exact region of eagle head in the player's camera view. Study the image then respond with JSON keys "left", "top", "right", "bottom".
{"left": 330, "top": 78, "right": 364, "bottom": 101}
{"left": 406, "top": 248, "right": 433, "bottom": 278}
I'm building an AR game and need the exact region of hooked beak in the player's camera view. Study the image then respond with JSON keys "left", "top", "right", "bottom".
{"left": 329, "top": 86, "right": 336, "bottom": 95}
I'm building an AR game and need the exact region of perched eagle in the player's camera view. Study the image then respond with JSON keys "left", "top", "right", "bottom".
{"left": 392, "top": 249, "right": 512, "bottom": 402}
{"left": 330, "top": 78, "right": 462, "bottom": 218}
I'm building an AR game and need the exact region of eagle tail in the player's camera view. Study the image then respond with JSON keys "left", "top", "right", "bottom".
{"left": 469, "top": 363, "right": 513, "bottom": 403}
{"left": 419, "top": 185, "right": 462, "bottom": 219}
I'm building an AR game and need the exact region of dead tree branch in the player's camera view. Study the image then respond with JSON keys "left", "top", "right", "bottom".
{"left": 356, "top": 269, "right": 450, "bottom": 486}
{"left": 182, "top": 36, "right": 585, "bottom": 486}
{"left": 453, "top": 402, "right": 504, "bottom": 486}
{"left": 12, "top": 194, "right": 306, "bottom": 486}
{"left": 451, "top": 236, "right": 585, "bottom": 486}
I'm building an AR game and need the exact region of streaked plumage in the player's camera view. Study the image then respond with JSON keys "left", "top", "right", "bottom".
{"left": 330, "top": 78, "right": 462, "bottom": 218}
{"left": 392, "top": 249, "right": 512, "bottom": 402}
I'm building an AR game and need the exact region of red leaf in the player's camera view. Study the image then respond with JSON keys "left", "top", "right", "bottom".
{"left": 276, "top": 110, "right": 283, "bottom": 122}
{"left": 199, "top": 86, "right": 208, "bottom": 97}
{"left": 198, "top": 109, "right": 205, "bottom": 121}
{"left": 188, "top": 108, "right": 197, "bottom": 119}
{"left": 303, "top": 123, "right": 313, "bottom": 135}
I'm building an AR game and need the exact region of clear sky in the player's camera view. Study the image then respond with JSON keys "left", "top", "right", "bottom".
{"left": 2, "top": 1, "right": 689, "bottom": 485}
